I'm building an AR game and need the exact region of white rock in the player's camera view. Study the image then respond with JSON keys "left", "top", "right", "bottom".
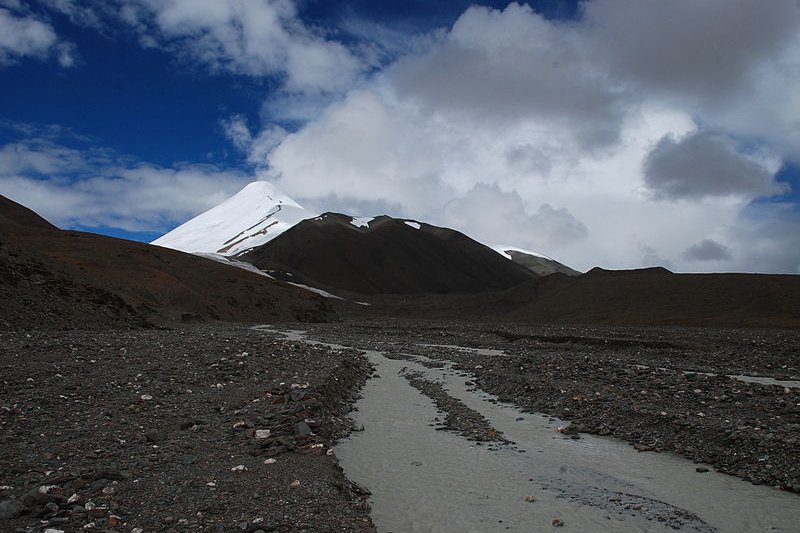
{"left": 255, "top": 429, "right": 271, "bottom": 439}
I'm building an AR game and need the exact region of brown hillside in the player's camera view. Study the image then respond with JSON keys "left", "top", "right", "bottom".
{"left": 0, "top": 195, "right": 331, "bottom": 329}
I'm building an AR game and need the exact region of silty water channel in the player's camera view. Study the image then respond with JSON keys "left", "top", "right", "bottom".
{"left": 255, "top": 326, "right": 800, "bottom": 533}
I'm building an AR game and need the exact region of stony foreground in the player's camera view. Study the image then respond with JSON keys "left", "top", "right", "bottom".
{"left": 2, "top": 320, "right": 798, "bottom": 533}
{"left": 0, "top": 326, "right": 374, "bottom": 533}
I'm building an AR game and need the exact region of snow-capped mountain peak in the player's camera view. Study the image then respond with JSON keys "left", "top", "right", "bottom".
{"left": 152, "top": 181, "right": 314, "bottom": 256}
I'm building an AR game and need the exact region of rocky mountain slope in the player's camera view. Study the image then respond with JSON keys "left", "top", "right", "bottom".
{"left": 0, "top": 195, "right": 331, "bottom": 329}
{"left": 239, "top": 213, "right": 536, "bottom": 295}
{"left": 493, "top": 245, "right": 580, "bottom": 276}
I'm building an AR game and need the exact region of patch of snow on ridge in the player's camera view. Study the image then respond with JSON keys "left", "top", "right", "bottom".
{"left": 287, "top": 282, "right": 344, "bottom": 300}
{"left": 404, "top": 221, "right": 421, "bottom": 230}
{"left": 350, "top": 216, "right": 375, "bottom": 228}
{"left": 151, "top": 181, "right": 315, "bottom": 256}
{"left": 492, "top": 245, "right": 554, "bottom": 261}
{"left": 193, "top": 253, "right": 273, "bottom": 278}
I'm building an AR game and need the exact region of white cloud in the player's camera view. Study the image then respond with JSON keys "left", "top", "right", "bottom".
{"left": 0, "top": 7, "right": 58, "bottom": 65}
{"left": 40, "top": 0, "right": 104, "bottom": 28}
{"left": 117, "top": 0, "right": 364, "bottom": 96}
{"left": 0, "top": 137, "right": 250, "bottom": 231}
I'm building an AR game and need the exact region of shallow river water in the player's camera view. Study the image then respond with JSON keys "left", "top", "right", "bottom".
{"left": 260, "top": 327, "right": 800, "bottom": 533}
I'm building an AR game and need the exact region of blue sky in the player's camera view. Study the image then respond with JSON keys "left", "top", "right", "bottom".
{"left": 1, "top": 1, "right": 799, "bottom": 273}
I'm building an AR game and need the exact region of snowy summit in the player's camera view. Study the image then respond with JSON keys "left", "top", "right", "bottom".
{"left": 151, "top": 181, "right": 314, "bottom": 256}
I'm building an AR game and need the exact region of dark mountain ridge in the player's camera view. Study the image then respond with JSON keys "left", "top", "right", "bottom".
{"left": 238, "top": 213, "right": 537, "bottom": 295}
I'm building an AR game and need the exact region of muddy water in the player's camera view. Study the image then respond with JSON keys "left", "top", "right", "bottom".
{"left": 731, "top": 374, "right": 800, "bottom": 389}
{"left": 417, "top": 343, "right": 508, "bottom": 357}
{"left": 631, "top": 363, "right": 800, "bottom": 390}
{"left": 257, "top": 327, "right": 800, "bottom": 532}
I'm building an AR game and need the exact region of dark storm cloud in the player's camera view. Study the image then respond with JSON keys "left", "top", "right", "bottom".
{"left": 582, "top": 0, "right": 800, "bottom": 103}
{"left": 683, "top": 239, "right": 733, "bottom": 262}
{"left": 643, "top": 131, "right": 784, "bottom": 200}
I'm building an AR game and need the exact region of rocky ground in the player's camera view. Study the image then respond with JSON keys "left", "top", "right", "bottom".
{"left": 0, "top": 325, "right": 375, "bottom": 533}
{"left": 302, "top": 320, "right": 800, "bottom": 494}
{"left": 2, "top": 319, "right": 798, "bottom": 533}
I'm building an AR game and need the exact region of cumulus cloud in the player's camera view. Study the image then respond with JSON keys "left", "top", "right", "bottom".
{"left": 0, "top": 135, "right": 250, "bottom": 231}
{"left": 643, "top": 131, "right": 785, "bottom": 200}
{"left": 683, "top": 239, "right": 733, "bottom": 262}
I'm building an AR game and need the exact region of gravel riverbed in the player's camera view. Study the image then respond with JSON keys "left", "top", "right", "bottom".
{"left": 303, "top": 320, "right": 800, "bottom": 493}
{"left": 2, "top": 319, "right": 798, "bottom": 533}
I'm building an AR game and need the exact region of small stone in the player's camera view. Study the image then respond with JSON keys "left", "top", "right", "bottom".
{"left": 264, "top": 458, "right": 277, "bottom": 465}
{"left": 524, "top": 495, "right": 536, "bottom": 502}
{"left": 145, "top": 429, "right": 165, "bottom": 443}
{"left": 255, "top": 429, "right": 271, "bottom": 439}
{"left": 552, "top": 518, "right": 564, "bottom": 527}
{"left": 289, "top": 480, "right": 301, "bottom": 489}
{"left": 0, "top": 499, "right": 26, "bottom": 520}
{"left": 696, "top": 467, "right": 710, "bottom": 473}
{"left": 294, "top": 422, "right": 312, "bottom": 437}
{"left": 231, "top": 465, "right": 247, "bottom": 473}
{"left": 557, "top": 424, "right": 579, "bottom": 436}
{"left": 140, "top": 394, "right": 153, "bottom": 401}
